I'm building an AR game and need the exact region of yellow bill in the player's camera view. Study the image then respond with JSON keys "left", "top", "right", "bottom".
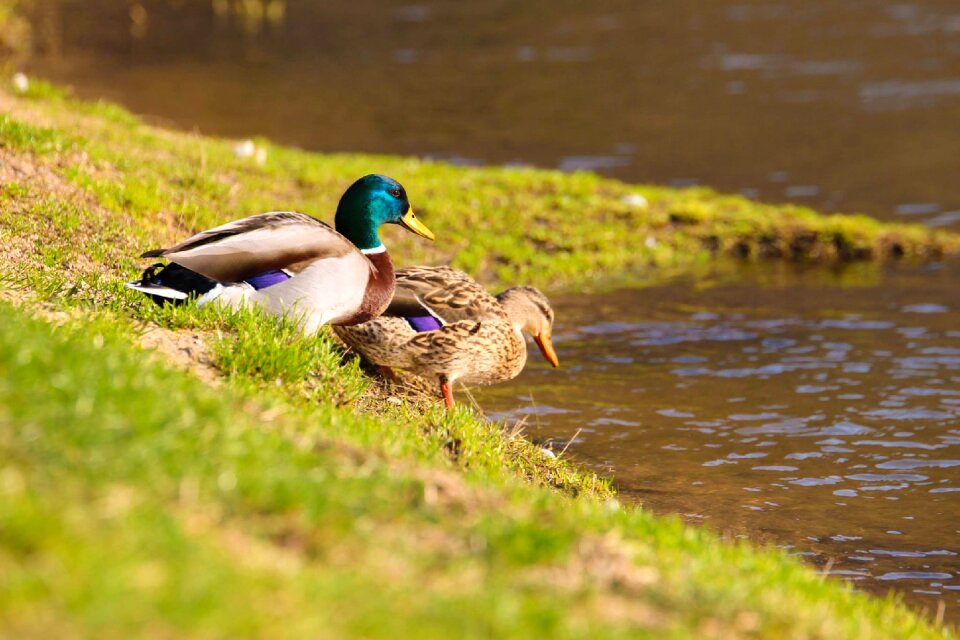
{"left": 399, "top": 209, "right": 435, "bottom": 241}
{"left": 534, "top": 333, "right": 560, "bottom": 368}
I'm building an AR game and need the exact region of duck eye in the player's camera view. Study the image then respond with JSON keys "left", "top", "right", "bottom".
{"left": 388, "top": 188, "right": 403, "bottom": 198}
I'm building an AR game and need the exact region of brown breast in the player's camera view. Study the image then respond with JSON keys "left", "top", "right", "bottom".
{"left": 336, "top": 250, "right": 396, "bottom": 326}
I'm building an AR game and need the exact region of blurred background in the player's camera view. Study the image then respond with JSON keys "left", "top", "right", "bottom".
{"left": 4, "top": 0, "right": 960, "bottom": 229}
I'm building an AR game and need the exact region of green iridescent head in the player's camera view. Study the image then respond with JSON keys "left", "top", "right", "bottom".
{"left": 334, "top": 174, "right": 434, "bottom": 251}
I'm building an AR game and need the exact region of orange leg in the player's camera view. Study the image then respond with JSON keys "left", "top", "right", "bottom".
{"left": 440, "top": 377, "right": 455, "bottom": 409}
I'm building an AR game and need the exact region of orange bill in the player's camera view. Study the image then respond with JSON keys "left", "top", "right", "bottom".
{"left": 534, "top": 333, "right": 560, "bottom": 368}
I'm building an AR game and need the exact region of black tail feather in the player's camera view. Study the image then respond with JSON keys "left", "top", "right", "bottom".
{"left": 128, "top": 263, "right": 219, "bottom": 307}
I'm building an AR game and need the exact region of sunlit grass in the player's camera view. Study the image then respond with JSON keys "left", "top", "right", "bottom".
{"left": 0, "top": 303, "right": 949, "bottom": 639}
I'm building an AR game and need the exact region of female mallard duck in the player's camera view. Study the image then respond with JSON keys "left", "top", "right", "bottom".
{"left": 126, "top": 174, "right": 435, "bottom": 333}
{"left": 334, "top": 266, "right": 559, "bottom": 409}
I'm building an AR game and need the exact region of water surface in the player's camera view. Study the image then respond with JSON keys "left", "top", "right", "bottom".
{"left": 19, "top": 0, "right": 960, "bottom": 228}
{"left": 480, "top": 261, "right": 960, "bottom": 621}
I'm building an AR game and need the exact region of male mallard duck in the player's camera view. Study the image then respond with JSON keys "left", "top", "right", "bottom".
{"left": 334, "top": 266, "right": 559, "bottom": 408}
{"left": 126, "top": 175, "right": 434, "bottom": 333}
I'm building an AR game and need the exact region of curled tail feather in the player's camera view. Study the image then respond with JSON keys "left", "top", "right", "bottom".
{"left": 125, "top": 262, "right": 219, "bottom": 306}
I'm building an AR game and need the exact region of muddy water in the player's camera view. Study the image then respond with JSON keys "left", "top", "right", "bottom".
{"left": 479, "top": 261, "right": 960, "bottom": 621}
{"left": 19, "top": 0, "right": 960, "bottom": 228}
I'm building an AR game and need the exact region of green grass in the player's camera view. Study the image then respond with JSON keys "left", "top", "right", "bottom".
{"left": 0, "top": 114, "right": 73, "bottom": 153}
{"left": 0, "top": 302, "right": 949, "bottom": 639}
{"left": 0, "top": 78, "right": 956, "bottom": 638}
{"left": 1, "top": 78, "right": 957, "bottom": 299}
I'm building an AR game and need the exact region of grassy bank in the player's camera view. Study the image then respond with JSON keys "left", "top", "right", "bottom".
{"left": 0, "top": 78, "right": 957, "bottom": 638}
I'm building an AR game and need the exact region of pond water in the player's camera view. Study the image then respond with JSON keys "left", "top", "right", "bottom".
{"left": 19, "top": 0, "right": 960, "bottom": 229}
{"left": 478, "top": 260, "right": 960, "bottom": 622}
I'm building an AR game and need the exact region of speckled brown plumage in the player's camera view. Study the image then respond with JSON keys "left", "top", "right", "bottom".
{"left": 334, "top": 266, "right": 557, "bottom": 405}
{"left": 384, "top": 265, "right": 506, "bottom": 322}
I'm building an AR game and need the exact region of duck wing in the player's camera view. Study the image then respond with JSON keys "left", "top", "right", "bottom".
{"left": 385, "top": 266, "right": 504, "bottom": 324}
{"left": 142, "top": 211, "right": 356, "bottom": 283}
{"left": 402, "top": 318, "right": 524, "bottom": 384}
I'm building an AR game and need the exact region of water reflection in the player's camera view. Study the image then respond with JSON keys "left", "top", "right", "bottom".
{"left": 14, "top": 0, "right": 960, "bottom": 227}
{"left": 479, "top": 261, "right": 960, "bottom": 621}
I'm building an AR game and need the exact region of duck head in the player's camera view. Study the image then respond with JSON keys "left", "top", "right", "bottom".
{"left": 335, "top": 174, "right": 435, "bottom": 251}
{"left": 496, "top": 286, "right": 560, "bottom": 368}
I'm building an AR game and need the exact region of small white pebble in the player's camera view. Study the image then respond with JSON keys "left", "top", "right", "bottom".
{"left": 621, "top": 193, "right": 648, "bottom": 208}
{"left": 12, "top": 72, "right": 29, "bottom": 93}
{"left": 539, "top": 448, "right": 557, "bottom": 459}
{"left": 233, "top": 139, "right": 256, "bottom": 158}
{"left": 386, "top": 396, "right": 402, "bottom": 405}
{"left": 644, "top": 235, "right": 658, "bottom": 248}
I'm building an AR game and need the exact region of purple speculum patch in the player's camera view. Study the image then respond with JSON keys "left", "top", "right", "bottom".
{"left": 406, "top": 315, "right": 442, "bottom": 332}
{"left": 245, "top": 269, "right": 291, "bottom": 290}
{"left": 246, "top": 270, "right": 441, "bottom": 332}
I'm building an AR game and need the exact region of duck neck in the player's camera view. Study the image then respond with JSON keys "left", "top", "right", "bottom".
{"left": 335, "top": 201, "right": 386, "bottom": 252}
{"left": 340, "top": 222, "right": 383, "bottom": 252}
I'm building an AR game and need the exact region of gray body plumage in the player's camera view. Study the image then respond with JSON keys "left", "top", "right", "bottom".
{"left": 128, "top": 211, "right": 391, "bottom": 333}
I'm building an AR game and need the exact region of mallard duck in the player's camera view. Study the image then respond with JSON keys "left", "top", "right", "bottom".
{"left": 334, "top": 266, "right": 559, "bottom": 408}
{"left": 126, "top": 174, "right": 435, "bottom": 333}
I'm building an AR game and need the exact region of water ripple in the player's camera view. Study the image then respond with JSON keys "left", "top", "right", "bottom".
{"left": 876, "top": 459, "right": 960, "bottom": 470}
{"left": 480, "top": 267, "right": 960, "bottom": 619}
